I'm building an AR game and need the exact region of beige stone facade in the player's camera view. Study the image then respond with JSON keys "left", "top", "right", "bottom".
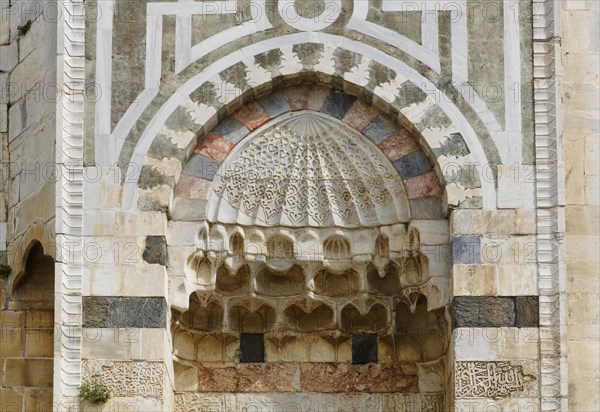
{"left": 0, "top": 0, "right": 598, "bottom": 411}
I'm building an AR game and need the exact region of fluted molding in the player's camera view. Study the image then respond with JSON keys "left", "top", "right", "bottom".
{"left": 55, "top": 0, "right": 85, "bottom": 410}
{"left": 532, "top": 0, "right": 568, "bottom": 410}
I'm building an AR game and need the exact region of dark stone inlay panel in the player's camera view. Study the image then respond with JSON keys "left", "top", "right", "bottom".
{"left": 320, "top": 89, "right": 357, "bottom": 119}
{"left": 393, "top": 151, "right": 432, "bottom": 179}
{"left": 143, "top": 235, "right": 167, "bottom": 266}
{"left": 352, "top": 334, "right": 378, "bottom": 364}
{"left": 213, "top": 117, "right": 249, "bottom": 144}
{"left": 516, "top": 296, "right": 540, "bottom": 327}
{"left": 183, "top": 153, "right": 221, "bottom": 180}
{"left": 83, "top": 297, "right": 166, "bottom": 328}
{"left": 240, "top": 333, "right": 265, "bottom": 363}
{"left": 362, "top": 116, "right": 400, "bottom": 145}
{"left": 259, "top": 91, "right": 291, "bottom": 118}
{"left": 452, "top": 296, "right": 540, "bottom": 328}
{"left": 452, "top": 235, "right": 481, "bottom": 264}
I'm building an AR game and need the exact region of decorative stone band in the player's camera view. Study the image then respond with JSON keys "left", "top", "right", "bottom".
{"left": 452, "top": 296, "right": 539, "bottom": 328}
{"left": 179, "top": 363, "right": 419, "bottom": 393}
{"left": 82, "top": 297, "right": 166, "bottom": 328}
{"left": 174, "top": 392, "right": 444, "bottom": 412}
{"left": 170, "top": 86, "right": 446, "bottom": 221}
{"left": 139, "top": 84, "right": 483, "bottom": 219}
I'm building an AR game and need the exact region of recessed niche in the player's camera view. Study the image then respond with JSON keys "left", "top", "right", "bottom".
{"left": 367, "top": 262, "right": 401, "bottom": 295}
{"left": 216, "top": 265, "right": 251, "bottom": 295}
{"left": 196, "top": 333, "right": 238, "bottom": 362}
{"left": 323, "top": 235, "right": 351, "bottom": 259}
{"left": 229, "top": 233, "right": 245, "bottom": 255}
{"left": 255, "top": 265, "right": 305, "bottom": 296}
{"left": 395, "top": 295, "right": 447, "bottom": 362}
{"left": 401, "top": 256, "right": 422, "bottom": 286}
{"left": 179, "top": 298, "right": 223, "bottom": 332}
{"left": 229, "top": 304, "right": 276, "bottom": 333}
{"left": 187, "top": 255, "right": 212, "bottom": 285}
{"left": 267, "top": 235, "right": 295, "bottom": 259}
{"left": 341, "top": 303, "right": 388, "bottom": 334}
{"left": 284, "top": 303, "right": 335, "bottom": 331}
{"left": 313, "top": 269, "right": 360, "bottom": 297}
{"left": 374, "top": 234, "right": 389, "bottom": 256}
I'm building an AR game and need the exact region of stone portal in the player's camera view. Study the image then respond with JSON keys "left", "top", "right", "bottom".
{"left": 171, "top": 108, "right": 450, "bottom": 411}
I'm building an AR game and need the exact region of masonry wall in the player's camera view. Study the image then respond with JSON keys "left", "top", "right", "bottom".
{"left": 562, "top": 1, "right": 600, "bottom": 410}
{"left": 1, "top": 1, "right": 57, "bottom": 276}
{"left": 1, "top": 1, "right": 57, "bottom": 410}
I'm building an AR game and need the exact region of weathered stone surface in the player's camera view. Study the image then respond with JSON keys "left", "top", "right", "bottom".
{"left": 23, "top": 389, "right": 53, "bottom": 412}
{"left": 171, "top": 198, "right": 207, "bottom": 221}
{"left": 4, "top": 358, "right": 53, "bottom": 387}
{"left": 197, "top": 363, "right": 301, "bottom": 392}
{"left": 174, "top": 174, "right": 212, "bottom": 199}
{"left": 300, "top": 363, "right": 418, "bottom": 393}
{"left": 284, "top": 84, "right": 309, "bottom": 110}
{"left": 409, "top": 197, "right": 446, "bottom": 220}
{"left": 452, "top": 235, "right": 481, "bottom": 264}
{"left": 342, "top": 99, "right": 379, "bottom": 130}
{"left": 233, "top": 102, "right": 270, "bottom": 130}
{"left": 83, "top": 297, "right": 166, "bottom": 328}
{"left": 515, "top": 296, "right": 539, "bottom": 327}
{"left": 378, "top": 129, "right": 419, "bottom": 161}
{"left": 174, "top": 392, "right": 443, "bottom": 412}
{"left": 195, "top": 132, "right": 234, "bottom": 162}
{"left": 404, "top": 172, "right": 443, "bottom": 199}
{"left": 143, "top": 235, "right": 167, "bottom": 266}
{"left": 0, "top": 389, "right": 22, "bottom": 411}
{"left": 453, "top": 264, "right": 497, "bottom": 296}
{"left": 81, "top": 296, "right": 110, "bottom": 328}
{"left": 453, "top": 296, "right": 516, "bottom": 328}
{"left": 453, "top": 327, "right": 540, "bottom": 361}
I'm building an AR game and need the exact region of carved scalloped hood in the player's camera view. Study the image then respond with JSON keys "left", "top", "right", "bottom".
{"left": 207, "top": 112, "right": 409, "bottom": 228}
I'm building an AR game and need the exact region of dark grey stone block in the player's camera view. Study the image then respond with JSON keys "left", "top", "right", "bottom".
{"left": 516, "top": 296, "right": 539, "bottom": 327}
{"left": 183, "top": 153, "right": 221, "bottom": 180}
{"left": 240, "top": 333, "right": 265, "bottom": 363}
{"left": 259, "top": 91, "right": 290, "bottom": 118}
{"left": 143, "top": 236, "right": 167, "bottom": 266}
{"left": 452, "top": 235, "right": 481, "bottom": 264}
{"left": 393, "top": 151, "right": 432, "bottom": 178}
{"left": 453, "top": 296, "right": 515, "bottom": 328}
{"left": 362, "top": 116, "right": 400, "bottom": 144}
{"left": 409, "top": 197, "right": 446, "bottom": 220}
{"left": 83, "top": 297, "right": 166, "bottom": 328}
{"left": 320, "top": 89, "right": 356, "bottom": 119}
{"left": 213, "top": 117, "right": 249, "bottom": 144}
{"left": 82, "top": 296, "right": 111, "bottom": 328}
{"left": 112, "top": 297, "right": 166, "bottom": 328}
{"left": 352, "top": 334, "right": 378, "bottom": 364}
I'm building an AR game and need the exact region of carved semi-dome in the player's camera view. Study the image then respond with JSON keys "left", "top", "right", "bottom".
{"left": 207, "top": 112, "right": 410, "bottom": 228}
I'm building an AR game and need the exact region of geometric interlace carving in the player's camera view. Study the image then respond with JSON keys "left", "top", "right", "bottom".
{"left": 208, "top": 112, "right": 409, "bottom": 228}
